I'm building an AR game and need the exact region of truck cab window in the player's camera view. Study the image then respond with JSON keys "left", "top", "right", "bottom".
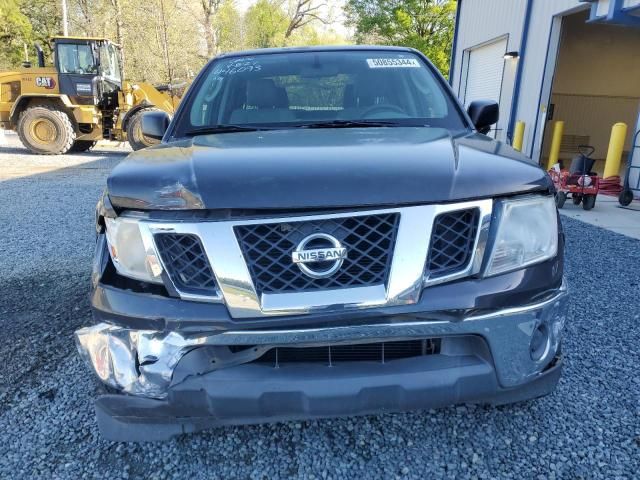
{"left": 57, "top": 44, "right": 96, "bottom": 75}
{"left": 99, "top": 44, "right": 122, "bottom": 85}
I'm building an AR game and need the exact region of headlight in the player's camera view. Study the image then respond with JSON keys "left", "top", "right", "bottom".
{"left": 486, "top": 195, "right": 558, "bottom": 276}
{"left": 104, "top": 217, "right": 164, "bottom": 283}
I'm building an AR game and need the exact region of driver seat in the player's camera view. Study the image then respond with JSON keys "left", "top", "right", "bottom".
{"left": 339, "top": 76, "right": 393, "bottom": 119}
{"left": 355, "top": 80, "right": 384, "bottom": 108}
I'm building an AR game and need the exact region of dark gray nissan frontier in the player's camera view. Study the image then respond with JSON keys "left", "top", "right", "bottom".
{"left": 76, "top": 46, "right": 568, "bottom": 441}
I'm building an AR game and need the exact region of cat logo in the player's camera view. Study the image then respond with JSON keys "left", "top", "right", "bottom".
{"left": 35, "top": 77, "right": 56, "bottom": 89}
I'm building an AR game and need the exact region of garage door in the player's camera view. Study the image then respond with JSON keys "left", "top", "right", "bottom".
{"left": 463, "top": 39, "right": 507, "bottom": 135}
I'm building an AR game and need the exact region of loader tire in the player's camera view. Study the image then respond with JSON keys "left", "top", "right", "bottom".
{"left": 17, "top": 104, "right": 76, "bottom": 155}
{"left": 127, "top": 108, "right": 161, "bottom": 151}
{"left": 69, "top": 140, "right": 97, "bottom": 153}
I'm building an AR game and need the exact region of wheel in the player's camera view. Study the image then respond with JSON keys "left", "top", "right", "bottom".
{"left": 17, "top": 104, "right": 76, "bottom": 155}
{"left": 69, "top": 140, "right": 97, "bottom": 153}
{"left": 619, "top": 189, "right": 634, "bottom": 207}
{"left": 582, "top": 194, "right": 596, "bottom": 211}
{"left": 555, "top": 191, "right": 567, "bottom": 209}
{"left": 572, "top": 194, "right": 582, "bottom": 205}
{"left": 126, "top": 108, "right": 162, "bottom": 151}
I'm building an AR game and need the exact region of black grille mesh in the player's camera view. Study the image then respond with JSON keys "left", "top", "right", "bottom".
{"left": 154, "top": 233, "right": 218, "bottom": 295}
{"left": 427, "top": 209, "right": 479, "bottom": 278}
{"left": 252, "top": 339, "right": 441, "bottom": 365}
{"left": 235, "top": 213, "right": 399, "bottom": 294}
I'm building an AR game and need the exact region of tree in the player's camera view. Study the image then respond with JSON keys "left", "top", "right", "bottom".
{"left": 124, "top": 0, "right": 203, "bottom": 82}
{"left": 285, "top": 0, "right": 329, "bottom": 39}
{"left": 70, "top": 0, "right": 100, "bottom": 36}
{"left": 110, "top": 0, "right": 126, "bottom": 76}
{"left": 214, "top": 0, "right": 243, "bottom": 53}
{"left": 0, "top": 0, "right": 32, "bottom": 69}
{"left": 200, "top": 0, "right": 222, "bottom": 58}
{"left": 18, "top": 0, "right": 62, "bottom": 62}
{"left": 0, "top": 0, "right": 346, "bottom": 78}
{"left": 345, "top": 0, "right": 456, "bottom": 76}
{"left": 244, "top": 0, "right": 288, "bottom": 48}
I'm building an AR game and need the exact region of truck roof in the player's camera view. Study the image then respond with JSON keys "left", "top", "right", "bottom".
{"left": 217, "top": 45, "right": 417, "bottom": 60}
{"left": 51, "top": 36, "right": 117, "bottom": 44}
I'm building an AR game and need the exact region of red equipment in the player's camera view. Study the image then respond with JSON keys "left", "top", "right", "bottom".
{"left": 548, "top": 145, "right": 599, "bottom": 211}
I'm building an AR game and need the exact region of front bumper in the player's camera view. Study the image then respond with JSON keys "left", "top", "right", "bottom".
{"left": 76, "top": 281, "right": 568, "bottom": 441}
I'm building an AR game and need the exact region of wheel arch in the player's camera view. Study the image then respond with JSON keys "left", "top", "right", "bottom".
{"left": 10, "top": 94, "right": 74, "bottom": 124}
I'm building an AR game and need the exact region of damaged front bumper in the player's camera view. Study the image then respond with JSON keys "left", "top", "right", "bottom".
{"left": 75, "top": 282, "right": 568, "bottom": 440}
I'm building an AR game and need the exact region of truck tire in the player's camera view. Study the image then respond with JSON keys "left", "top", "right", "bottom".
{"left": 127, "top": 108, "right": 161, "bottom": 151}
{"left": 17, "top": 104, "right": 76, "bottom": 155}
{"left": 69, "top": 140, "right": 97, "bottom": 153}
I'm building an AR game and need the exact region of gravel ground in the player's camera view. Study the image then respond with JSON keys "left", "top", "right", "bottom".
{"left": 0, "top": 136, "right": 639, "bottom": 479}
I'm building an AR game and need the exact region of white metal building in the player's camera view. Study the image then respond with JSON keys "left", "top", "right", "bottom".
{"left": 450, "top": 0, "right": 640, "bottom": 182}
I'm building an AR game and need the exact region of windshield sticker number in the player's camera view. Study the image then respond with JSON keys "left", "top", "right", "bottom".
{"left": 211, "top": 58, "right": 262, "bottom": 80}
{"left": 366, "top": 58, "right": 420, "bottom": 69}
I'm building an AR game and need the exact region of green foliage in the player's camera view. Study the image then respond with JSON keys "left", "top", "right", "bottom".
{"left": 0, "top": 0, "right": 349, "bottom": 81}
{"left": 286, "top": 24, "right": 346, "bottom": 47}
{"left": 20, "top": 0, "right": 61, "bottom": 59}
{"left": 345, "top": 0, "right": 456, "bottom": 77}
{"left": 0, "top": 0, "right": 33, "bottom": 69}
{"left": 244, "top": 0, "right": 288, "bottom": 48}
{"left": 215, "top": 0, "right": 244, "bottom": 53}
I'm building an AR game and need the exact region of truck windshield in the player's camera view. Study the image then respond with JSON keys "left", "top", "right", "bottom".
{"left": 57, "top": 43, "right": 97, "bottom": 75}
{"left": 178, "top": 50, "right": 468, "bottom": 135}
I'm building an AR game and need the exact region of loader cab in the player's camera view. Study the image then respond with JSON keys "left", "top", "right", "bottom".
{"left": 53, "top": 37, "right": 122, "bottom": 106}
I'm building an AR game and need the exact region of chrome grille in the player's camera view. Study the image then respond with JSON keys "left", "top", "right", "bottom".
{"left": 427, "top": 209, "right": 479, "bottom": 278}
{"left": 235, "top": 213, "right": 399, "bottom": 294}
{"left": 154, "top": 233, "right": 218, "bottom": 295}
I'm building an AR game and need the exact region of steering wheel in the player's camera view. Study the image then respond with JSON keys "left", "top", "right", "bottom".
{"left": 360, "top": 104, "right": 407, "bottom": 118}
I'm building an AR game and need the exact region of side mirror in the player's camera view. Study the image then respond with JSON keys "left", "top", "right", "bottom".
{"left": 467, "top": 100, "right": 499, "bottom": 135}
{"left": 141, "top": 110, "right": 171, "bottom": 140}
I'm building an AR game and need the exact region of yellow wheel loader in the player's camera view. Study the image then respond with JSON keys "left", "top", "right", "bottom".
{"left": 0, "top": 37, "right": 183, "bottom": 154}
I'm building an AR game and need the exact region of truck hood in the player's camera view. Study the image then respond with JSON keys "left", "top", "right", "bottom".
{"left": 107, "top": 127, "right": 552, "bottom": 210}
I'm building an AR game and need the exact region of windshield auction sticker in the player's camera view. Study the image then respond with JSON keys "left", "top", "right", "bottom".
{"left": 366, "top": 58, "right": 421, "bottom": 68}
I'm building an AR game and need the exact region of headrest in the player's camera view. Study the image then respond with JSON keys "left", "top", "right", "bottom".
{"left": 354, "top": 77, "right": 386, "bottom": 107}
{"left": 247, "top": 78, "right": 283, "bottom": 109}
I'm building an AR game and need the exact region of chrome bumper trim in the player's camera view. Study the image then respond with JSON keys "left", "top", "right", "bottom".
{"left": 75, "top": 280, "right": 568, "bottom": 399}
{"left": 204, "top": 283, "right": 567, "bottom": 346}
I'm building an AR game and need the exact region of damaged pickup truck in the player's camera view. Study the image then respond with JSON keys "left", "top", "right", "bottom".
{"left": 76, "top": 46, "right": 568, "bottom": 441}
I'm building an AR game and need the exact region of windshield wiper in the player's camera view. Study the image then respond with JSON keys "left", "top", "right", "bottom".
{"left": 296, "top": 120, "right": 402, "bottom": 129}
{"left": 184, "top": 125, "right": 275, "bottom": 136}
{"left": 184, "top": 120, "right": 420, "bottom": 136}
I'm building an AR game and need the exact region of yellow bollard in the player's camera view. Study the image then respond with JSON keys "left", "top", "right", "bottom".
{"left": 547, "top": 121, "right": 564, "bottom": 171}
{"left": 603, "top": 122, "right": 628, "bottom": 178}
{"left": 512, "top": 121, "right": 525, "bottom": 152}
